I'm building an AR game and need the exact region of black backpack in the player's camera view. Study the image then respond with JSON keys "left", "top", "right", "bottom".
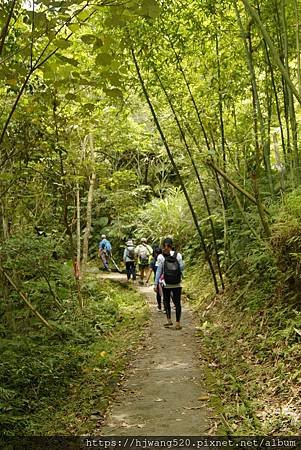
{"left": 163, "top": 252, "right": 181, "bottom": 284}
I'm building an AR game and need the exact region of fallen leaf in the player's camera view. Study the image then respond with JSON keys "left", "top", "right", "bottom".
{"left": 198, "top": 395, "right": 210, "bottom": 401}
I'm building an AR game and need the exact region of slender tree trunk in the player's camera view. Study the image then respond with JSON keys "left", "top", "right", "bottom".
{"left": 235, "top": 4, "right": 274, "bottom": 196}
{"left": 76, "top": 182, "right": 81, "bottom": 276}
{"left": 154, "top": 69, "right": 224, "bottom": 290}
{"left": 215, "top": 34, "right": 227, "bottom": 173}
{"left": 215, "top": 33, "right": 231, "bottom": 266}
{"left": 82, "top": 134, "right": 96, "bottom": 268}
{"left": 0, "top": 267, "right": 53, "bottom": 330}
{"left": 168, "top": 39, "right": 212, "bottom": 154}
{"left": 168, "top": 38, "right": 231, "bottom": 257}
{"left": 273, "top": 132, "right": 285, "bottom": 191}
{"left": 207, "top": 160, "right": 270, "bottom": 215}
{"left": 0, "top": 202, "right": 15, "bottom": 328}
{"left": 280, "top": 0, "right": 300, "bottom": 184}
{"left": 132, "top": 47, "right": 220, "bottom": 294}
{"left": 240, "top": 0, "right": 301, "bottom": 105}
{"left": 53, "top": 96, "right": 74, "bottom": 256}
{"left": 75, "top": 182, "right": 83, "bottom": 309}
{"left": 234, "top": 5, "right": 271, "bottom": 236}
{"left": 274, "top": 1, "right": 292, "bottom": 174}
{"left": 264, "top": 40, "right": 287, "bottom": 160}
{"left": 294, "top": 0, "right": 301, "bottom": 96}
{"left": 0, "top": 0, "right": 17, "bottom": 57}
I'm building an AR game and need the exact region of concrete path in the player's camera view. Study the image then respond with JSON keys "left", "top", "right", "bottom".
{"left": 99, "top": 273, "right": 209, "bottom": 435}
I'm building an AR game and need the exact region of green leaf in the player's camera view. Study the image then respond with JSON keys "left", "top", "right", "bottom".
{"left": 105, "top": 88, "right": 123, "bottom": 99}
{"left": 34, "top": 12, "right": 47, "bottom": 27}
{"left": 107, "top": 72, "right": 122, "bottom": 86}
{"left": 65, "top": 93, "right": 78, "bottom": 101}
{"left": 67, "top": 23, "right": 80, "bottom": 32}
{"left": 54, "top": 39, "right": 72, "bottom": 49}
{"left": 141, "top": 0, "right": 160, "bottom": 18}
{"left": 55, "top": 54, "right": 79, "bottom": 67}
{"left": 95, "top": 53, "right": 113, "bottom": 66}
{"left": 83, "top": 103, "right": 95, "bottom": 111}
{"left": 77, "top": 10, "right": 91, "bottom": 22}
{"left": 81, "top": 34, "right": 96, "bottom": 44}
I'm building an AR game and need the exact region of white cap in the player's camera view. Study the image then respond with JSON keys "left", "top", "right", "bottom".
{"left": 126, "top": 240, "right": 133, "bottom": 246}
{"left": 141, "top": 237, "right": 147, "bottom": 243}
{"left": 101, "top": 234, "right": 106, "bottom": 239}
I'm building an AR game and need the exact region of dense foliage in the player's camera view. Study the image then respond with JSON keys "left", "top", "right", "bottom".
{"left": 0, "top": 0, "right": 300, "bottom": 435}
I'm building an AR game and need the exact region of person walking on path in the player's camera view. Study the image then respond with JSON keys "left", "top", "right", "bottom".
{"left": 123, "top": 239, "right": 136, "bottom": 281}
{"left": 154, "top": 237, "right": 184, "bottom": 330}
{"left": 98, "top": 234, "right": 112, "bottom": 271}
{"left": 135, "top": 237, "right": 152, "bottom": 285}
{"left": 149, "top": 246, "right": 164, "bottom": 311}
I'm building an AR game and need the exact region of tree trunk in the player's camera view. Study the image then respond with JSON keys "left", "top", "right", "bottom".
{"left": 76, "top": 182, "right": 81, "bottom": 277}
{"left": 154, "top": 68, "right": 224, "bottom": 290}
{"left": 280, "top": 0, "right": 300, "bottom": 185}
{"left": 132, "top": 47, "right": 220, "bottom": 294}
{"left": 82, "top": 134, "right": 96, "bottom": 268}
{"left": 240, "top": 0, "right": 301, "bottom": 105}
{"left": 294, "top": 0, "right": 301, "bottom": 96}
{"left": 235, "top": 4, "right": 274, "bottom": 196}
{"left": 0, "top": 267, "right": 53, "bottom": 330}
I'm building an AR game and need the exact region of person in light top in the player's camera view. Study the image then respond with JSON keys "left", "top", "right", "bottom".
{"left": 123, "top": 239, "right": 136, "bottom": 281}
{"left": 135, "top": 237, "right": 152, "bottom": 285}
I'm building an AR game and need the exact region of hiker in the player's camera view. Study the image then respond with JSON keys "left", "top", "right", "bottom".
{"left": 154, "top": 237, "right": 184, "bottom": 330}
{"left": 98, "top": 234, "right": 112, "bottom": 271}
{"left": 123, "top": 239, "right": 136, "bottom": 281}
{"left": 149, "top": 246, "right": 164, "bottom": 311}
{"left": 135, "top": 237, "right": 152, "bottom": 284}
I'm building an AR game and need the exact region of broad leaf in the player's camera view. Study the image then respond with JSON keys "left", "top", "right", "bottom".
{"left": 95, "top": 53, "right": 113, "bottom": 66}
{"left": 54, "top": 39, "right": 72, "bottom": 49}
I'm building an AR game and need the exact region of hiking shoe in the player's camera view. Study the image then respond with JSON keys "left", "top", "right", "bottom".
{"left": 164, "top": 322, "right": 173, "bottom": 327}
{"left": 174, "top": 324, "right": 182, "bottom": 330}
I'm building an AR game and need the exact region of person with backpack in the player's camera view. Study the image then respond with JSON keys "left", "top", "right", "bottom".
{"left": 154, "top": 237, "right": 184, "bottom": 330}
{"left": 123, "top": 239, "right": 136, "bottom": 281}
{"left": 98, "top": 234, "right": 112, "bottom": 271}
{"left": 135, "top": 237, "right": 152, "bottom": 285}
{"left": 149, "top": 246, "right": 164, "bottom": 311}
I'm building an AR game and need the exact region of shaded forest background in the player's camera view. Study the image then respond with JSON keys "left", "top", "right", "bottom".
{"left": 0, "top": 0, "right": 300, "bottom": 436}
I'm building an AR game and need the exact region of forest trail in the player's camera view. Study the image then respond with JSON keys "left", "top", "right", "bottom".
{"left": 97, "top": 273, "right": 209, "bottom": 435}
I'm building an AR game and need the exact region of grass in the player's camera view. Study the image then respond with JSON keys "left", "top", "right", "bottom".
{"left": 185, "top": 266, "right": 301, "bottom": 435}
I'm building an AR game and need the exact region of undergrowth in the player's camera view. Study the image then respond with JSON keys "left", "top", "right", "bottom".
{"left": 184, "top": 190, "right": 301, "bottom": 434}
{"left": 0, "top": 275, "right": 148, "bottom": 435}
{"left": 186, "top": 265, "right": 301, "bottom": 435}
